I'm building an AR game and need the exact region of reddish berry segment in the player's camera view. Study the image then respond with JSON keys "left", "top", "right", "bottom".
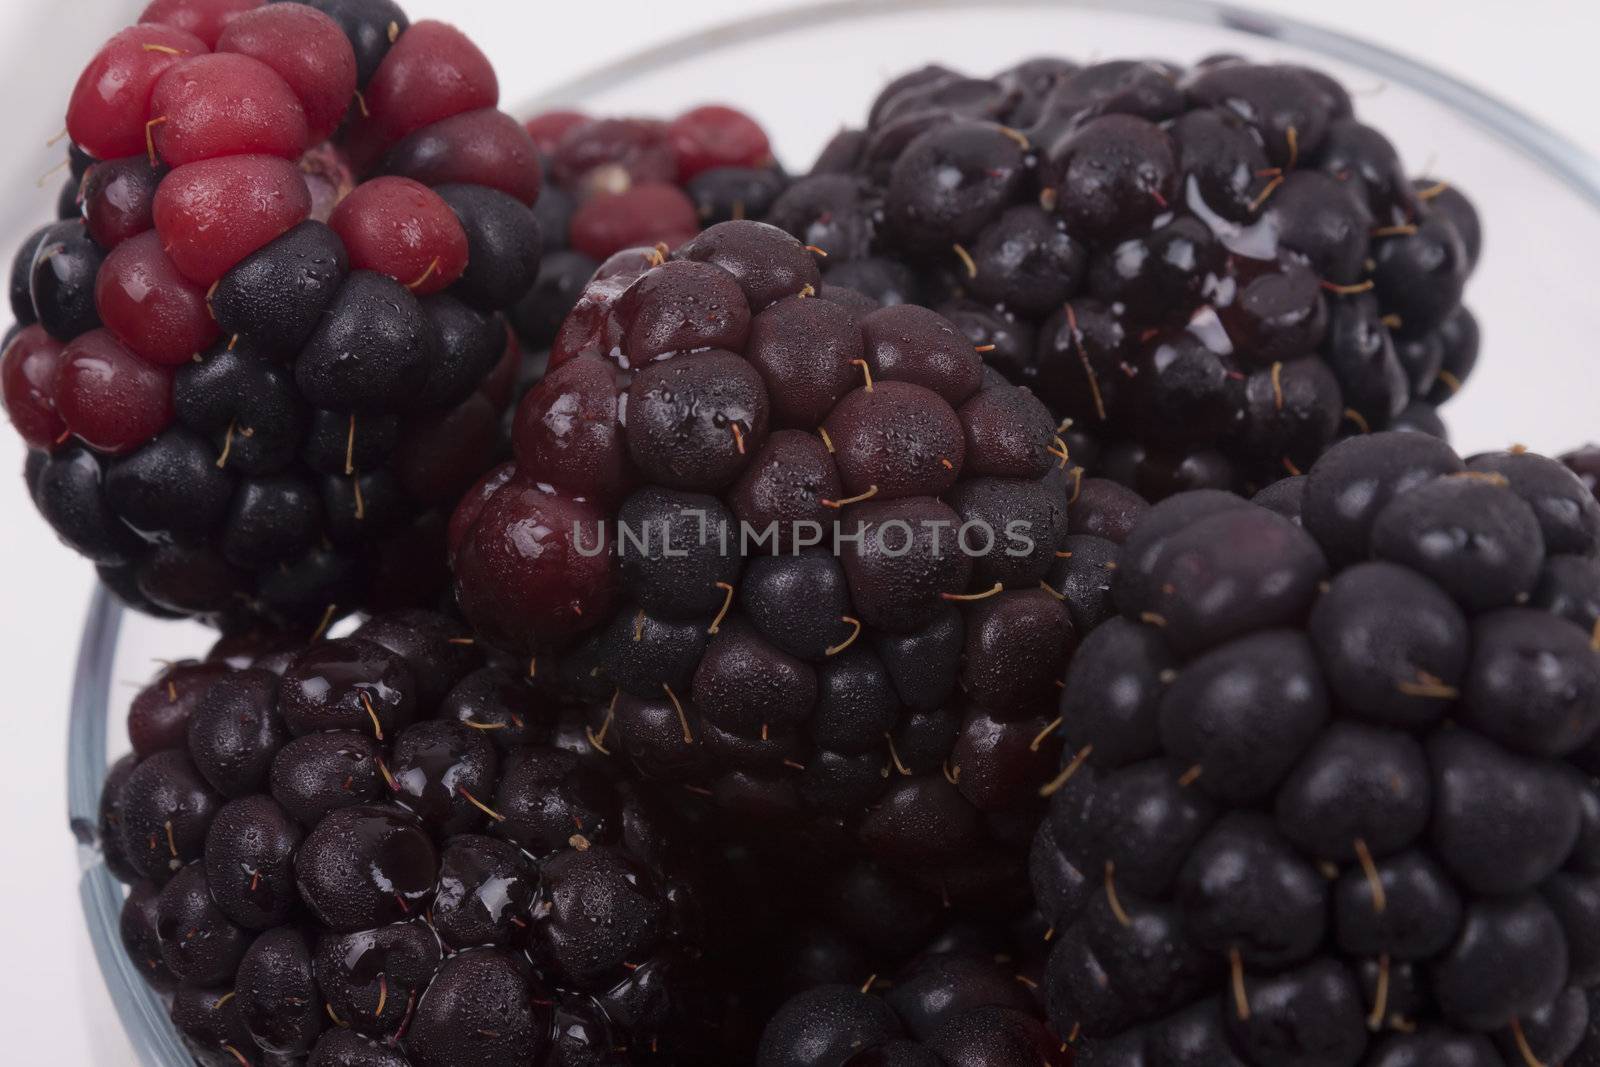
{"left": 551, "top": 117, "right": 675, "bottom": 191}
{"left": 95, "top": 231, "right": 220, "bottom": 366}
{"left": 215, "top": 3, "right": 358, "bottom": 143}
{"left": 327, "top": 175, "right": 467, "bottom": 294}
{"left": 511, "top": 356, "right": 630, "bottom": 506}
{"left": 13, "top": 0, "right": 548, "bottom": 630}
{"left": 153, "top": 153, "right": 311, "bottom": 284}
{"left": 669, "top": 104, "right": 773, "bottom": 181}
{"left": 80, "top": 158, "right": 163, "bottom": 249}
{"left": 65, "top": 24, "right": 208, "bottom": 161}
{"left": 361, "top": 19, "right": 497, "bottom": 147}
{"left": 139, "top": 0, "right": 260, "bottom": 48}
{"left": 569, "top": 183, "right": 698, "bottom": 261}
{"left": 381, "top": 108, "right": 542, "bottom": 205}
{"left": 450, "top": 477, "right": 618, "bottom": 652}
{"left": 1, "top": 326, "right": 67, "bottom": 449}
{"left": 150, "top": 52, "right": 308, "bottom": 166}
{"left": 446, "top": 461, "right": 514, "bottom": 557}
{"left": 54, "top": 329, "right": 174, "bottom": 454}
{"left": 523, "top": 109, "right": 587, "bottom": 156}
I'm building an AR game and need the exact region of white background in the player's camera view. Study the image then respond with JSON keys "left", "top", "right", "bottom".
{"left": 0, "top": 0, "right": 1594, "bottom": 1061}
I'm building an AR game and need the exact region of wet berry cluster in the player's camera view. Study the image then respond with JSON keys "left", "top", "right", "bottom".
{"left": 768, "top": 56, "right": 1481, "bottom": 499}
{"left": 757, "top": 937, "right": 1068, "bottom": 1066}
{"left": 100, "top": 609, "right": 717, "bottom": 1066}
{"left": 510, "top": 105, "right": 784, "bottom": 362}
{"left": 24, "top": 15, "right": 1580, "bottom": 1067}
{"left": 1034, "top": 432, "right": 1600, "bottom": 1065}
{"left": 449, "top": 218, "right": 1108, "bottom": 909}
{"left": 4, "top": 0, "right": 544, "bottom": 628}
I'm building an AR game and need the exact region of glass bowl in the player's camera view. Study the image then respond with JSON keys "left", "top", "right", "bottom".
{"left": 68, "top": 1, "right": 1600, "bottom": 1062}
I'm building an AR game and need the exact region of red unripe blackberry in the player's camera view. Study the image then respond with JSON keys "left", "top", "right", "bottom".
{"left": 54, "top": 329, "right": 173, "bottom": 453}
{"left": 12, "top": 3, "right": 546, "bottom": 631}
{"left": 153, "top": 153, "right": 311, "bottom": 284}
{"left": 568, "top": 183, "right": 700, "bottom": 261}
{"left": 94, "top": 230, "right": 220, "bottom": 366}
{"left": 139, "top": 0, "right": 260, "bottom": 48}
{"left": 327, "top": 175, "right": 467, "bottom": 294}
{"left": 149, "top": 52, "right": 309, "bottom": 165}
{"left": 550, "top": 117, "right": 675, "bottom": 190}
{"left": 512, "top": 106, "right": 787, "bottom": 359}
{"left": 524, "top": 109, "right": 588, "bottom": 156}
{"left": 66, "top": 24, "right": 207, "bottom": 161}
{"left": 215, "top": 2, "right": 358, "bottom": 143}
{"left": 359, "top": 19, "right": 497, "bottom": 147}
{"left": 0, "top": 325, "right": 67, "bottom": 449}
{"left": 669, "top": 104, "right": 773, "bottom": 181}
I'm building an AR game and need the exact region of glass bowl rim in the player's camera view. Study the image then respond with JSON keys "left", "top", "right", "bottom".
{"left": 67, "top": 1, "right": 1600, "bottom": 1062}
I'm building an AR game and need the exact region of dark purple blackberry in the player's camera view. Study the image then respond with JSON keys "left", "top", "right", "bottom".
{"left": 96, "top": 608, "right": 722, "bottom": 1065}
{"left": 756, "top": 943, "right": 1067, "bottom": 1065}
{"left": 769, "top": 57, "right": 1482, "bottom": 499}
{"left": 3, "top": 6, "right": 544, "bottom": 628}
{"left": 454, "top": 221, "right": 1095, "bottom": 909}
{"left": 1034, "top": 432, "right": 1600, "bottom": 1065}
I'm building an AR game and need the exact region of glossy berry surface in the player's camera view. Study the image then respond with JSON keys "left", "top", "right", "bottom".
{"left": 758, "top": 942, "right": 1067, "bottom": 1066}
{"left": 508, "top": 104, "right": 784, "bottom": 359}
{"left": 5, "top": 3, "right": 545, "bottom": 627}
{"left": 768, "top": 55, "right": 1482, "bottom": 498}
{"left": 1035, "top": 434, "right": 1600, "bottom": 1065}
{"left": 327, "top": 176, "right": 468, "bottom": 294}
{"left": 456, "top": 220, "right": 1083, "bottom": 916}
{"left": 100, "top": 611, "right": 725, "bottom": 1065}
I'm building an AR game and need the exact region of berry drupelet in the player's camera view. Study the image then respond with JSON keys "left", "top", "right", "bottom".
{"left": 2, "top": 0, "right": 545, "bottom": 628}
{"left": 756, "top": 934, "right": 1069, "bottom": 1066}
{"left": 1033, "top": 431, "right": 1600, "bottom": 1066}
{"left": 451, "top": 219, "right": 1096, "bottom": 908}
{"left": 767, "top": 56, "right": 1482, "bottom": 499}
{"left": 99, "top": 609, "right": 718, "bottom": 1066}
{"left": 509, "top": 104, "right": 786, "bottom": 372}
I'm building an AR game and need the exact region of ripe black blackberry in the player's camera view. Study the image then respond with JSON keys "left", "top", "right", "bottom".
{"left": 509, "top": 105, "right": 786, "bottom": 365}
{"left": 1032, "top": 431, "right": 1600, "bottom": 1065}
{"left": 451, "top": 219, "right": 1102, "bottom": 907}
{"left": 99, "top": 609, "right": 720, "bottom": 1066}
{"left": 767, "top": 57, "right": 1482, "bottom": 498}
{"left": 756, "top": 934, "right": 1068, "bottom": 1066}
{"left": 2, "top": 1, "right": 544, "bottom": 628}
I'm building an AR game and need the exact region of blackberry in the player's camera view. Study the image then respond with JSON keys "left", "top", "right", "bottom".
{"left": 451, "top": 220, "right": 1096, "bottom": 906}
{"left": 97, "top": 609, "right": 718, "bottom": 1065}
{"left": 1033, "top": 432, "right": 1600, "bottom": 1065}
{"left": 2, "top": 1, "right": 545, "bottom": 627}
{"left": 756, "top": 937, "right": 1067, "bottom": 1065}
{"left": 768, "top": 58, "right": 1482, "bottom": 497}
{"left": 509, "top": 105, "right": 785, "bottom": 365}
